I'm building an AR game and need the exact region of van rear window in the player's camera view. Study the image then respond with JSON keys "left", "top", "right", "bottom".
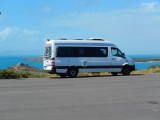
{"left": 57, "top": 47, "right": 108, "bottom": 57}
{"left": 44, "top": 46, "right": 52, "bottom": 59}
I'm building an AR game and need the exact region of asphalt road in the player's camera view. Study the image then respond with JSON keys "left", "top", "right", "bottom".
{"left": 0, "top": 74, "right": 160, "bottom": 120}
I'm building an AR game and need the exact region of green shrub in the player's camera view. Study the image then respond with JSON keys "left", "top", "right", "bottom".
{"left": 148, "top": 65, "right": 160, "bottom": 69}
{"left": 147, "top": 65, "right": 160, "bottom": 73}
{"left": 0, "top": 70, "right": 32, "bottom": 79}
{"left": 0, "top": 70, "right": 51, "bottom": 79}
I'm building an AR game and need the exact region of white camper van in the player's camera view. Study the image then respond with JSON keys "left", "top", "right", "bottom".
{"left": 43, "top": 38, "right": 135, "bottom": 78}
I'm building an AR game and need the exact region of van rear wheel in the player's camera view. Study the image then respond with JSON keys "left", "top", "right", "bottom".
{"left": 67, "top": 68, "right": 78, "bottom": 78}
{"left": 111, "top": 72, "right": 118, "bottom": 76}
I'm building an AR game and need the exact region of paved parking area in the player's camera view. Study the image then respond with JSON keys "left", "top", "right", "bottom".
{"left": 0, "top": 74, "right": 160, "bottom": 120}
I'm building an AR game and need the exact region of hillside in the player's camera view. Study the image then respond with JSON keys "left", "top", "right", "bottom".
{"left": 8, "top": 63, "right": 43, "bottom": 72}
{"left": 0, "top": 63, "right": 49, "bottom": 79}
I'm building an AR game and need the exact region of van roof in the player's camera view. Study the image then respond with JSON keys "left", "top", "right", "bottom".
{"left": 45, "top": 39, "right": 116, "bottom": 47}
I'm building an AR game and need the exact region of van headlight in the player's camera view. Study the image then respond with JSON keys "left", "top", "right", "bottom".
{"left": 131, "top": 60, "right": 135, "bottom": 65}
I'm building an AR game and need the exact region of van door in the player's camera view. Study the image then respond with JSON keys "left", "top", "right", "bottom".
{"left": 111, "top": 47, "right": 126, "bottom": 72}
{"left": 43, "top": 46, "right": 52, "bottom": 70}
{"left": 85, "top": 47, "right": 112, "bottom": 72}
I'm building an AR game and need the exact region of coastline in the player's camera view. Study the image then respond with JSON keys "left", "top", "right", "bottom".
{"left": 132, "top": 58, "right": 160, "bottom": 62}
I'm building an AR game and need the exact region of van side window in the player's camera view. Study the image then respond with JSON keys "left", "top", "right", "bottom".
{"left": 57, "top": 47, "right": 108, "bottom": 57}
{"left": 111, "top": 47, "right": 123, "bottom": 57}
{"left": 85, "top": 47, "right": 108, "bottom": 57}
{"left": 57, "top": 47, "right": 72, "bottom": 57}
{"left": 99, "top": 48, "right": 108, "bottom": 57}
{"left": 78, "top": 48, "right": 85, "bottom": 57}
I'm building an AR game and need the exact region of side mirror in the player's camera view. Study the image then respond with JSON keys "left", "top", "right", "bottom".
{"left": 122, "top": 53, "right": 126, "bottom": 58}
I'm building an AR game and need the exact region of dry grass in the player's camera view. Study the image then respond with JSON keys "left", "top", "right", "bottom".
{"left": 44, "top": 68, "right": 160, "bottom": 78}
{"left": 1, "top": 66, "right": 159, "bottom": 79}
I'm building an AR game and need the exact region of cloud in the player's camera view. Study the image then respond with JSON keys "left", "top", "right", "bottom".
{"left": 41, "top": 2, "right": 160, "bottom": 54}
{"left": 22, "top": 29, "right": 40, "bottom": 36}
{"left": 44, "top": 1, "right": 160, "bottom": 34}
{"left": 0, "top": 27, "right": 42, "bottom": 55}
{"left": 140, "top": 2, "right": 159, "bottom": 12}
{"left": 42, "top": 6, "right": 53, "bottom": 13}
{"left": 153, "top": 16, "right": 160, "bottom": 21}
{"left": 75, "top": 0, "right": 102, "bottom": 6}
{"left": 0, "top": 28, "right": 13, "bottom": 41}
{"left": 0, "top": 27, "right": 40, "bottom": 42}
{"left": 45, "top": 9, "right": 159, "bottom": 32}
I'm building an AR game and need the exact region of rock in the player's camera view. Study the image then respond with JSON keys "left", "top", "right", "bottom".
{"left": 8, "top": 63, "right": 43, "bottom": 72}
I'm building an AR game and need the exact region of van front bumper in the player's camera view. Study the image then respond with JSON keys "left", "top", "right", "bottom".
{"left": 130, "top": 65, "right": 136, "bottom": 71}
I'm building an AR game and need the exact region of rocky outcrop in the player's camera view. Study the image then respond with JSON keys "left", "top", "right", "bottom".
{"left": 8, "top": 63, "right": 43, "bottom": 72}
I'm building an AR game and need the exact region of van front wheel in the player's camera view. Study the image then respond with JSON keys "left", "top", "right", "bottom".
{"left": 67, "top": 68, "right": 78, "bottom": 78}
{"left": 122, "top": 66, "right": 131, "bottom": 75}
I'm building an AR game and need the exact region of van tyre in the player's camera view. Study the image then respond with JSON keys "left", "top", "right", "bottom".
{"left": 111, "top": 72, "right": 118, "bottom": 76}
{"left": 122, "top": 66, "right": 131, "bottom": 75}
{"left": 67, "top": 68, "right": 78, "bottom": 78}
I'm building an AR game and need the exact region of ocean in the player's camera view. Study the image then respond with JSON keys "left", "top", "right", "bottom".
{"left": 0, "top": 55, "right": 160, "bottom": 70}
{"left": 0, "top": 56, "right": 42, "bottom": 70}
{"left": 129, "top": 54, "right": 160, "bottom": 70}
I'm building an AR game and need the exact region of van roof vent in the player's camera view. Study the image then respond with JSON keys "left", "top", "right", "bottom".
{"left": 58, "top": 38, "right": 68, "bottom": 40}
{"left": 73, "top": 39, "right": 83, "bottom": 40}
{"left": 88, "top": 38, "right": 104, "bottom": 41}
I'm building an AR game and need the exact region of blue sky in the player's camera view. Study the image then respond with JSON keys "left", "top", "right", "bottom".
{"left": 0, "top": 0, "right": 160, "bottom": 56}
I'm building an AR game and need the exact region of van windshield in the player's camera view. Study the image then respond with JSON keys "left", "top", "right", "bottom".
{"left": 111, "top": 47, "right": 124, "bottom": 57}
{"left": 44, "top": 46, "right": 52, "bottom": 60}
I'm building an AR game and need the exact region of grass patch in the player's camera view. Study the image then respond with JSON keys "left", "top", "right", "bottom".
{"left": 1, "top": 64, "right": 160, "bottom": 79}
{"left": 0, "top": 70, "right": 31, "bottom": 79}
{"left": 132, "top": 65, "right": 160, "bottom": 74}
{"left": 78, "top": 72, "right": 111, "bottom": 77}
{"left": 0, "top": 70, "right": 52, "bottom": 79}
{"left": 147, "top": 66, "right": 160, "bottom": 73}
